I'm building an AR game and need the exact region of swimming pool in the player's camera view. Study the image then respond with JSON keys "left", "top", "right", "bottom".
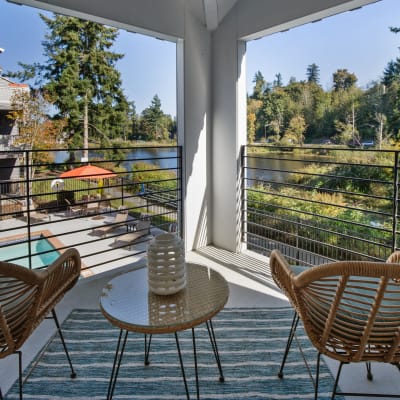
{"left": 0, "top": 235, "right": 60, "bottom": 269}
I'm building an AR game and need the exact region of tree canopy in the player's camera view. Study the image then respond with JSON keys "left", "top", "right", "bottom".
{"left": 247, "top": 23, "right": 400, "bottom": 148}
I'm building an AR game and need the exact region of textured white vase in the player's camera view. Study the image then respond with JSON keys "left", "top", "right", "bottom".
{"left": 147, "top": 233, "right": 186, "bottom": 295}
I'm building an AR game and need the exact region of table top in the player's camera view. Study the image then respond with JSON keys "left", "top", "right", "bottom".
{"left": 100, "top": 262, "right": 229, "bottom": 334}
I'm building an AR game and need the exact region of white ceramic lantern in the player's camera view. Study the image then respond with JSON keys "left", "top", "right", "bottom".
{"left": 147, "top": 233, "right": 186, "bottom": 295}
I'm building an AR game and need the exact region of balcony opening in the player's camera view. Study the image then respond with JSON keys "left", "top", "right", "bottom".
{"left": 243, "top": 0, "right": 400, "bottom": 263}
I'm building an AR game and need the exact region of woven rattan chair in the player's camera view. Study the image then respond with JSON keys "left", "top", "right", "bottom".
{"left": 0, "top": 248, "right": 81, "bottom": 399}
{"left": 270, "top": 249, "right": 400, "bottom": 399}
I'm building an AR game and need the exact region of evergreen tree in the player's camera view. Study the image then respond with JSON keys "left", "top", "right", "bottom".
{"left": 140, "top": 95, "right": 168, "bottom": 141}
{"left": 251, "top": 71, "right": 266, "bottom": 100}
{"left": 9, "top": 14, "right": 132, "bottom": 157}
{"left": 306, "top": 63, "right": 320, "bottom": 84}
{"left": 273, "top": 73, "right": 283, "bottom": 88}
{"left": 381, "top": 26, "right": 400, "bottom": 139}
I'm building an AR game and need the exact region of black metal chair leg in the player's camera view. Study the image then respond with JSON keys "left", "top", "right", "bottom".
{"left": 366, "top": 361, "right": 373, "bottom": 381}
{"left": 144, "top": 334, "right": 152, "bottom": 366}
{"left": 175, "top": 332, "right": 190, "bottom": 400}
{"left": 51, "top": 309, "right": 76, "bottom": 378}
{"left": 206, "top": 320, "right": 224, "bottom": 382}
{"left": 315, "top": 352, "right": 322, "bottom": 400}
{"left": 278, "top": 312, "right": 300, "bottom": 378}
{"left": 0, "top": 386, "right": 3, "bottom": 400}
{"left": 18, "top": 350, "right": 22, "bottom": 400}
{"left": 330, "top": 361, "right": 344, "bottom": 400}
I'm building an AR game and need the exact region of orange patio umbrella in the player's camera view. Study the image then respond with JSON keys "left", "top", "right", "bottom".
{"left": 60, "top": 164, "right": 117, "bottom": 180}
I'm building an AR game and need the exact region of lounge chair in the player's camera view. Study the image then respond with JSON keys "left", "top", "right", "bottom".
{"left": 21, "top": 205, "right": 49, "bottom": 223}
{"left": 65, "top": 198, "right": 85, "bottom": 216}
{"left": 85, "top": 201, "right": 101, "bottom": 215}
{"left": 92, "top": 212, "right": 129, "bottom": 237}
{"left": 114, "top": 219, "right": 151, "bottom": 249}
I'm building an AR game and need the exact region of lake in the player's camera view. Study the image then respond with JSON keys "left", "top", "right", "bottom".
{"left": 54, "top": 147, "right": 179, "bottom": 170}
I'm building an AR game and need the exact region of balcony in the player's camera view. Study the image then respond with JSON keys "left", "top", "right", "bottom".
{"left": 2, "top": 145, "right": 400, "bottom": 398}
{"left": 1, "top": 0, "right": 396, "bottom": 398}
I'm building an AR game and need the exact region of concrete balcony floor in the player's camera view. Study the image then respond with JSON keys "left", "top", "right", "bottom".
{"left": 1, "top": 246, "right": 400, "bottom": 399}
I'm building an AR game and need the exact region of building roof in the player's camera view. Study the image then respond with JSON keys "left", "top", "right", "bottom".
{"left": 0, "top": 76, "right": 29, "bottom": 111}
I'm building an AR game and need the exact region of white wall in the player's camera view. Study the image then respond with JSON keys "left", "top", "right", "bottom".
{"left": 179, "top": 6, "right": 212, "bottom": 250}
{"left": 211, "top": 8, "right": 247, "bottom": 252}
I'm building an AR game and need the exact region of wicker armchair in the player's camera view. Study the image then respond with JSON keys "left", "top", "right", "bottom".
{"left": 0, "top": 248, "right": 81, "bottom": 400}
{"left": 270, "top": 249, "right": 400, "bottom": 399}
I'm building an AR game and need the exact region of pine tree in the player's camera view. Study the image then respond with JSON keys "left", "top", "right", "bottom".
{"left": 9, "top": 14, "right": 133, "bottom": 158}
{"left": 140, "top": 95, "right": 167, "bottom": 141}
{"left": 306, "top": 63, "right": 320, "bottom": 84}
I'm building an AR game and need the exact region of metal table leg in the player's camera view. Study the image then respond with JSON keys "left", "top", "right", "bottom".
{"left": 107, "top": 329, "right": 129, "bottom": 400}
{"left": 206, "top": 319, "right": 224, "bottom": 382}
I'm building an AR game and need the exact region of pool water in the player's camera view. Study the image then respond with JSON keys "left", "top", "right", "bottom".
{"left": 0, "top": 236, "right": 60, "bottom": 269}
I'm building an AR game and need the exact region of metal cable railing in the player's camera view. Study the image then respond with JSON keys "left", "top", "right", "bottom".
{"left": 242, "top": 145, "right": 398, "bottom": 266}
{"left": 0, "top": 146, "right": 182, "bottom": 272}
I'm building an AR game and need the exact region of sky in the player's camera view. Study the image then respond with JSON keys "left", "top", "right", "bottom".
{"left": 0, "top": 1, "right": 177, "bottom": 116}
{"left": 0, "top": 0, "right": 399, "bottom": 117}
{"left": 247, "top": 0, "right": 400, "bottom": 92}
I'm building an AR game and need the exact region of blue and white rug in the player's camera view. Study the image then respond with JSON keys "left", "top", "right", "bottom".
{"left": 6, "top": 308, "right": 342, "bottom": 399}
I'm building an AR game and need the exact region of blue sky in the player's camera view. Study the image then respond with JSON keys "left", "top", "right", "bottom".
{"left": 0, "top": 0, "right": 399, "bottom": 117}
{"left": 247, "top": 0, "right": 400, "bottom": 91}
{"left": 0, "top": 1, "right": 177, "bottom": 116}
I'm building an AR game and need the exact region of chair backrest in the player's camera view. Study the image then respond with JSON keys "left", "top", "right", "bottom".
{"left": 136, "top": 219, "right": 151, "bottom": 234}
{"left": 292, "top": 260, "right": 400, "bottom": 363}
{"left": 114, "top": 213, "right": 128, "bottom": 223}
{"left": 0, "top": 248, "right": 81, "bottom": 359}
{"left": 0, "top": 264, "right": 42, "bottom": 358}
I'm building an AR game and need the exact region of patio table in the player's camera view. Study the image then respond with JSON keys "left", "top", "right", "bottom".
{"left": 100, "top": 262, "right": 229, "bottom": 399}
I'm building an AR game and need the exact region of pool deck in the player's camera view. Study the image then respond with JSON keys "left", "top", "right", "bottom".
{"left": 0, "top": 209, "right": 160, "bottom": 277}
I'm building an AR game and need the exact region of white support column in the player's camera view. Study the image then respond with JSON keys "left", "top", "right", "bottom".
{"left": 177, "top": 6, "right": 212, "bottom": 251}
{"left": 211, "top": 10, "right": 247, "bottom": 252}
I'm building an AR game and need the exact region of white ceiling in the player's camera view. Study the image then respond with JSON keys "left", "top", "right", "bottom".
{"left": 203, "top": 0, "right": 238, "bottom": 31}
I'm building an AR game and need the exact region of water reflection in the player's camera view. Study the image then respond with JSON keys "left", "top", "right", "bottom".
{"left": 246, "top": 156, "right": 307, "bottom": 182}
{"left": 54, "top": 147, "right": 178, "bottom": 169}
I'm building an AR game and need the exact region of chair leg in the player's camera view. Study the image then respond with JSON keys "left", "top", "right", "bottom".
{"left": 51, "top": 309, "right": 76, "bottom": 378}
{"left": 278, "top": 311, "right": 300, "bottom": 378}
{"left": 17, "top": 350, "right": 22, "bottom": 400}
{"left": 330, "top": 361, "right": 344, "bottom": 400}
{"left": 366, "top": 361, "right": 373, "bottom": 381}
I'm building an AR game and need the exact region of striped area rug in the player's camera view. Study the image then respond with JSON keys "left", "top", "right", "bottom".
{"left": 6, "top": 308, "right": 342, "bottom": 399}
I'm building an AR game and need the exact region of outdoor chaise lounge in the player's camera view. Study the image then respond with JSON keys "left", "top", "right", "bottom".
{"left": 114, "top": 219, "right": 151, "bottom": 249}
{"left": 84, "top": 202, "right": 101, "bottom": 215}
{"left": 92, "top": 212, "right": 129, "bottom": 237}
{"left": 65, "top": 199, "right": 85, "bottom": 216}
{"left": 21, "top": 205, "right": 49, "bottom": 223}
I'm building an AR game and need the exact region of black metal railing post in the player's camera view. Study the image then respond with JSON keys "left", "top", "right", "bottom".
{"left": 392, "top": 151, "right": 399, "bottom": 253}
{"left": 178, "top": 146, "right": 184, "bottom": 239}
{"left": 240, "top": 145, "right": 247, "bottom": 248}
{"left": 25, "top": 149, "right": 33, "bottom": 270}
